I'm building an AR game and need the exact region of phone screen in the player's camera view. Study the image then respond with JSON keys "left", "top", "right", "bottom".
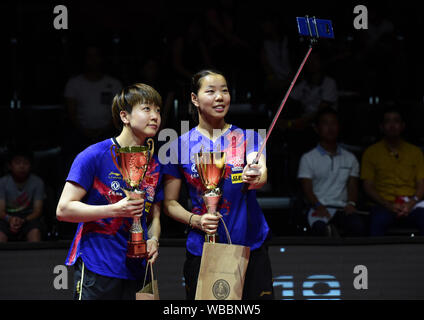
{"left": 296, "top": 17, "right": 335, "bottom": 39}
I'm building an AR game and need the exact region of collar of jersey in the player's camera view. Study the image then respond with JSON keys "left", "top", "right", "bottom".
{"left": 194, "top": 124, "right": 233, "bottom": 143}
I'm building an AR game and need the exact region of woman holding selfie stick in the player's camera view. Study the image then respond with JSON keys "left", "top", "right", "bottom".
{"left": 57, "top": 83, "right": 163, "bottom": 300}
{"left": 163, "top": 69, "right": 274, "bottom": 300}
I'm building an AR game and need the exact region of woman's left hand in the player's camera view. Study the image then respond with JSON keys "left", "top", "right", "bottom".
{"left": 146, "top": 238, "right": 159, "bottom": 264}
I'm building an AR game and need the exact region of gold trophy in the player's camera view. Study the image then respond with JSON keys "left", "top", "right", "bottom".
{"left": 110, "top": 138, "right": 154, "bottom": 258}
{"left": 194, "top": 151, "right": 227, "bottom": 243}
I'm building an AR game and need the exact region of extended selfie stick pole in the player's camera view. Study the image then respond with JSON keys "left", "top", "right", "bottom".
{"left": 241, "top": 16, "right": 324, "bottom": 193}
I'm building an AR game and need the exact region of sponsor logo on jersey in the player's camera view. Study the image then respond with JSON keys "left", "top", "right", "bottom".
{"left": 145, "top": 201, "right": 152, "bottom": 214}
{"left": 229, "top": 156, "right": 244, "bottom": 172}
{"left": 111, "top": 181, "right": 121, "bottom": 191}
{"left": 231, "top": 173, "right": 243, "bottom": 184}
{"left": 145, "top": 185, "right": 155, "bottom": 202}
{"left": 108, "top": 171, "right": 122, "bottom": 180}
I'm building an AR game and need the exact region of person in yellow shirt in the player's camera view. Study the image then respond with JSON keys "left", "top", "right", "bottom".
{"left": 361, "top": 107, "right": 424, "bottom": 236}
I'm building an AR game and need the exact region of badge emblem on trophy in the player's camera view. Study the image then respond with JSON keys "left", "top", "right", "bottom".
{"left": 194, "top": 150, "right": 227, "bottom": 243}
{"left": 110, "top": 138, "right": 154, "bottom": 258}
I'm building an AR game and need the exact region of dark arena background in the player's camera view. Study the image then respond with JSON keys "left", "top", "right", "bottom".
{"left": 1, "top": 0, "right": 424, "bottom": 303}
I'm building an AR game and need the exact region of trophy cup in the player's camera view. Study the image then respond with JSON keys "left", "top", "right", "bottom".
{"left": 110, "top": 138, "right": 154, "bottom": 258}
{"left": 194, "top": 151, "right": 227, "bottom": 243}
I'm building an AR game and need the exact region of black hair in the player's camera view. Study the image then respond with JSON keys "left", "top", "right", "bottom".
{"left": 314, "top": 106, "right": 339, "bottom": 125}
{"left": 380, "top": 105, "right": 404, "bottom": 123}
{"left": 111, "top": 83, "right": 163, "bottom": 130}
{"left": 189, "top": 69, "right": 227, "bottom": 123}
{"left": 7, "top": 147, "right": 34, "bottom": 164}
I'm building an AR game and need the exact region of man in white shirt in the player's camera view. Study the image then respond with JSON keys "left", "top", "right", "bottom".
{"left": 298, "top": 107, "right": 365, "bottom": 236}
{"left": 64, "top": 45, "right": 122, "bottom": 142}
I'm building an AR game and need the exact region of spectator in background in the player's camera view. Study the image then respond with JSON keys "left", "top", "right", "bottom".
{"left": 203, "top": 0, "right": 255, "bottom": 101}
{"left": 354, "top": 5, "right": 407, "bottom": 99}
{"left": 171, "top": 17, "right": 213, "bottom": 121}
{"left": 172, "top": 17, "right": 212, "bottom": 88}
{"left": 204, "top": 0, "right": 248, "bottom": 72}
{"left": 64, "top": 45, "right": 122, "bottom": 145}
{"left": 0, "top": 148, "right": 45, "bottom": 242}
{"left": 281, "top": 51, "right": 338, "bottom": 131}
{"left": 138, "top": 57, "right": 175, "bottom": 130}
{"left": 361, "top": 107, "right": 424, "bottom": 236}
{"left": 298, "top": 108, "right": 365, "bottom": 236}
{"left": 260, "top": 15, "right": 292, "bottom": 113}
{"left": 277, "top": 51, "right": 339, "bottom": 194}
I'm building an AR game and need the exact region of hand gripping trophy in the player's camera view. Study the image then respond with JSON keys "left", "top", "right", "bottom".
{"left": 194, "top": 150, "right": 227, "bottom": 243}
{"left": 110, "top": 138, "right": 154, "bottom": 258}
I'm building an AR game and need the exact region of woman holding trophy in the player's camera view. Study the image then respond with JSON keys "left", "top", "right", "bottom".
{"left": 57, "top": 83, "right": 163, "bottom": 300}
{"left": 163, "top": 69, "right": 274, "bottom": 300}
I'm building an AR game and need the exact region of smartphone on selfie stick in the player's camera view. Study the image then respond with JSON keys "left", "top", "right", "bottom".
{"left": 241, "top": 16, "right": 334, "bottom": 194}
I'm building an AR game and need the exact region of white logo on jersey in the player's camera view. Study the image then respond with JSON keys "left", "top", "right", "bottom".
{"left": 191, "top": 163, "right": 198, "bottom": 173}
{"left": 111, "top": 181, "right": 121, "bottom": 191}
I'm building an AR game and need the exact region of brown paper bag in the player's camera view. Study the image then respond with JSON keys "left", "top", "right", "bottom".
{"left": 136, "top": 261, "right": 160, "bottom": 300}
{"left": 195, "top": 242, "right": 250, "bottom": 300}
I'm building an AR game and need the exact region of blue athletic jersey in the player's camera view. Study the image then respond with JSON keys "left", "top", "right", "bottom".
{"left": 65, "top": 138, "right": 163, "bottom": 280}
{"left": 163, "top": 125, "right": 270, "bottom": 256}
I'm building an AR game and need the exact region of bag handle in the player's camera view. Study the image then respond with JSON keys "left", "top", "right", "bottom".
{"left": 142, "top": 260, "right": 155, "bottom": 288}
{"left": 214, "top": 137, "right": 235, "bottom": 245}
{"left": 220, "top": 217, "right": 247, "bottom": 284}
{"left": 219, "top": 216, "right": 232, "bottom": 245}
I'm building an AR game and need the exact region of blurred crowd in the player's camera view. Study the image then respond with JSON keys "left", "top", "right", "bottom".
{"left": 1, "top": 1, "right": 424, "bottom": 240}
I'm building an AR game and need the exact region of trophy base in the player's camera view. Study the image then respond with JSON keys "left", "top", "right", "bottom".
{"left": 127, "top": 240, "right": 147, "bottom": 259}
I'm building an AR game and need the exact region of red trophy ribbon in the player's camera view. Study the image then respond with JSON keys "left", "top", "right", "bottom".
{"left": 194, "top": 151, "right": 227, "bottom": 243}
{"left": 110, "top": 138, "right": 154, "bottom": 258}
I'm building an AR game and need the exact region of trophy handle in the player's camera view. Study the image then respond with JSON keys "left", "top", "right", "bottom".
{"left": 216, "top": 152, "right": 227, "bottom": 180}
{"left": 110, "top": 144, "right": 125, "bottom": 178}
{"left": 146, "top": 138, "right": 155, "bottom": 163}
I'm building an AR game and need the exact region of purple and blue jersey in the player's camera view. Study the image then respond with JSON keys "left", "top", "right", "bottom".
{"left": 65, "top": 138, "right": 163, "bottom": 280}
{"left": 163, "top": 125, "right": 270, "bottom": 256}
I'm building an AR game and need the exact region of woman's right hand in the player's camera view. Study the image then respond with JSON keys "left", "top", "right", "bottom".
{"left": 113, "top": 197, "right": 145, "bottom": 218}
{"left": 196, "top": 213, "right": 221, "bottom": 234}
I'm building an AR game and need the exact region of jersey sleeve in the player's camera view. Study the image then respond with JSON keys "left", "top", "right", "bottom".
{"left": 360, "top": 147, "right": 375, "bottom": 182}
{"left": 415, "top": 148, "right": 424, "bottom": 181}
{"left": 66, "top": 147, "right": 97, "bottom": 192}
{"left": 153, "top": 161, "right": 164, "bottom": 203}
{"left": 153, "top": 180, "right": 164, "bottom": 203}
{"left": 64, "top": 77, "right": 77, "bottom": 99}
{"left": 350, "top": 154, "right": 360, "bottom": 178}
{"left": 33, "top": 176, "right": 45, "bottom": 201}
{"left": 297, "top": 153, "right": 313, "bottom": 179}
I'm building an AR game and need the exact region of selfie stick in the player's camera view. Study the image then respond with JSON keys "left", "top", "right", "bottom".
{"left": 241, "top": 16, "right": 331, "bottom": 193}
